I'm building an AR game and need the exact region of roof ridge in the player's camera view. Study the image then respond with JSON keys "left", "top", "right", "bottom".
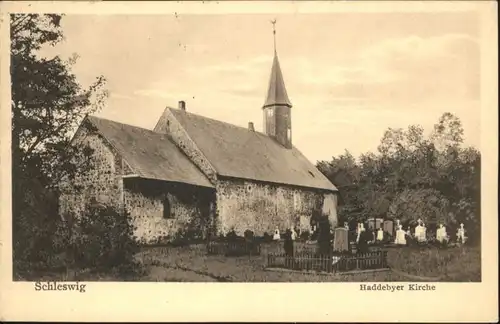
{"left": 168, "top": 107, "right": 266, "bottom": 135}
{"left": 87, "top": 115, "right": 162, "bottom": 134}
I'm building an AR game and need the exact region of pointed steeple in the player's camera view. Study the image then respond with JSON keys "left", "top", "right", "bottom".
{"left": 262, "top": 19, "right": 293, "bottom": 149}
{"left": 263, "top": 19, "right": 292, "bottom": 109}
{"left": 263, "top": 53, "right": 292, "bottom": 108}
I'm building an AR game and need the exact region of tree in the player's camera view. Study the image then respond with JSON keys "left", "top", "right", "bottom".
{"left": 317, "top": 112, "right": 480, "bottom": 246}
{"left": 387, "top": 188, "right": 451, "bottom": 226}
{"left": 317, "top": 150, "right": 363, "bottom": 223}
{"left": 430, "top": 112, "right": 464, "bottom": 152}
{"left": 11, "top": 14, "right": 107, "bottom": 189}
{"left": 11, "top": 14, "right": 108, "bottom": 274}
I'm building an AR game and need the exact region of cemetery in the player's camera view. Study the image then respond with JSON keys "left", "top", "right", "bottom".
{"left": 130, "top": 214, "right": 478, "bottom": 283}
{"left": 159, "top": 215, "right": 474, "bottom": 280}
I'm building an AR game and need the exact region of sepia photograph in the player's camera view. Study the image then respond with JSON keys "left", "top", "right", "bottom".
{"left": 0, "top": 1, "right": 498, "bottom": 322}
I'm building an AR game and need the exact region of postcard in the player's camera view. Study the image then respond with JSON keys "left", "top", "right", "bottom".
{"left": 0, "top": 1, "right": 498, "bottom": 322}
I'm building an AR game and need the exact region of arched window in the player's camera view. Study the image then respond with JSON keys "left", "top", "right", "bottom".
{"left": 163, "top": 196, "right": 172, "bottom": 219}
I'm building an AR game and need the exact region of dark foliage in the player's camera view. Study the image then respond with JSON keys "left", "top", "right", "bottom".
{"left": 317, "top": 113, "right": 480, "bottom": 244}
{"left": 69, "top": 203, "right": 142, "bottom": 276}
{"left": 262, "top": 232, "right": 273, "bottom": 243}
{"left": 316, "top": 216, "right": 332, "bottom": 256}
{"left": 283, "top": 229, "right": 294, "bottom": 256}
{"left": 207, "top": 229, "right": 261, "bottom": 257}
{"left": 299, "top": 230, "right": 310, "bottom": 241}
{"left": 225, "top": 229, "right": 243, "bottom": 242}
{"left": 244, "top": 229, "right": 255, "bottom": 241}
{"left": 11, "top": 14, "right": 108, "bottom": 276}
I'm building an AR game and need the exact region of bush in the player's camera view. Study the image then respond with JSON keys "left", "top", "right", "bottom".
{"left": 170, "top": 216, "right": 205, "bottom": 246}
{"left": 69, "top": 203, "right": 142, "bottom": 276}
{"left": 225, "top": 229, "right": 244, "bottom": 242}
{"left": 262, "top": 232, "right": 273, "bottom": 242}
{"left": 300, "top": 230, "right": 310, "bottom": 241}
{"left": 12, "top": 177, "right": 67, "bottom": 278}
{"left": 244, "top": 229, "right": 255, "bottom": 241}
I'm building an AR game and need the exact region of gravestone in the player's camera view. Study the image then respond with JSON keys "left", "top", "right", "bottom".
{"left": 436, "top": 224, "right": 448, "bottom": 243}
{"left": 333, "top": 227, "right": 349, "bottom": 253}
{"left": 368, "top": 218, "right": 383, "bottom": 231}
{"left": 456, "top": 223, "right": 466, "bottom": 244}
{"left": 383, "top": 220, "right": 394, "bottom": 236}
{"left": 421, "top": 222, "right": 427, "bottom": 242}
{"left": 394, "top": 225, "right": 407, "bottom": 245}
{"left": 414, "top": 219, "right": 428, "bottom": 243}
{"left": 376, "top": 227, "right": 384, "bottom": 242}
{"left": 273, "top": 227, "right": 281, "bottom": 241}
{"left": 356, "top": 223, "right": 365, "bottom": 243}
{"left": 367, "top": 218, "right": 375, "bottom": 230}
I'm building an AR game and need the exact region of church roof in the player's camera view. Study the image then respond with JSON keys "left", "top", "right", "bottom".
{"left": 263, "top": 53, "right": 292, "bottom": 108}
{"left": 168, "top": 108, "right": 337, "bottom": 192}
{"left": 84, "top": 115, "right": 214, "bottom": 189}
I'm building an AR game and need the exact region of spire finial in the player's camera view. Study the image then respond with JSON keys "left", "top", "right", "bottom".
{"left": 270, "top": 18, "right": 277, "bottom": 54}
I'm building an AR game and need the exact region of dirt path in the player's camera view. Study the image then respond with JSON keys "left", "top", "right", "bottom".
{"left": 173, "top": 264, "right": 233, "bottom": 282}
{"left": 139, "top": 251, "right": 234, "bottom": 282}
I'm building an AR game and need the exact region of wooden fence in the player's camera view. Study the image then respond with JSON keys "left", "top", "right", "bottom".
{"left": 207, "top": 241, "right": 261, "bottom": 256}
{"left": 267, "top": 251, "right": 388, "bottom": 273}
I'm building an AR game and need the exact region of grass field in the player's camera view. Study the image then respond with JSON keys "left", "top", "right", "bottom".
{"left": 20, "top": 242, "right": 480, "bottom": 282}
{"left": 132, "top": 242, "right": 481, "bottom": 282}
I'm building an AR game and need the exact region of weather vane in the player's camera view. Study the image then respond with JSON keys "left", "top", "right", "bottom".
{"left": 270, "top": 18, "right": 277, "bottom": 53}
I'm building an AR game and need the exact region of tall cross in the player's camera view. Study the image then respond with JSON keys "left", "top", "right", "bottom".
{"left": 271, "top": 18, "right": 277, "bottom": 53}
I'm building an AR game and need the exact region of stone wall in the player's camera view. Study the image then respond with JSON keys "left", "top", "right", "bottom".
{"left": 124, "top": 178, "right": 214, "bottom": 244}
{"left": 215, "top": 178, "right": 337, "bottom": 236}
{"left": 154, "top": 108, "right": 218, "bottom": 183}
{"left": 59, "top": 125, "right": 124, "bottom": 219}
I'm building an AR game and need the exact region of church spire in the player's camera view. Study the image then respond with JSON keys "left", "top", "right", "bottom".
{"left": 263, "top": 19, "right": 292, "bottom": 109}
{"left": 262, "top": 19, "right": 293, "bottom": 149}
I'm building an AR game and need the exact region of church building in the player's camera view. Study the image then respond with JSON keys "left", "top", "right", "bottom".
{"left": 59, "top": 29, "right": 338, "bottom": 244}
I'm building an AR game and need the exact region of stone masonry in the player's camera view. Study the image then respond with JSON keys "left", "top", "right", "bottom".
{"left": 59, "top": 122, "right": 212, "bottom": 244}
{"left": 215, "top": 178, "right": 337, "bottom": 236}
{"left": 154, "top": 109, "right": 218, "bottom": 183}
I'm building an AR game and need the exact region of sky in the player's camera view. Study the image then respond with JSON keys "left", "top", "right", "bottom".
{"left": 41, "top": 12, "right": 481, "bottom": 163}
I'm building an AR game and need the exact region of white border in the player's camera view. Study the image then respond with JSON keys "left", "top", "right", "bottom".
{"left": 0, "top": 1, "right": 497, "bottom": 322}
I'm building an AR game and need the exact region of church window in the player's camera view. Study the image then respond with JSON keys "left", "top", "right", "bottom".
{"left": 287, "top": 128, "right": 291, "bottom": 141}
{"left": 163, "top": 196, "right": 172, "bottom": 219}
{"left": 267, "top": 109, "right": 273, "bottom": 117}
